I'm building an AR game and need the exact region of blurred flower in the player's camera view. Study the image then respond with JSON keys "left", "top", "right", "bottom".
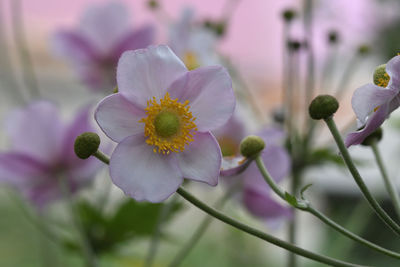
{"left": 169, "top": 8, "right": 219, "bottom": 70}
{"left": 216, "top": 117, "right": 291, "bottom": 223}
{"left": 0, "top": 102, "right": 101, "bottom": 208}
{"left": 346, "top": 55, "right": 400, "bottom": 147}
{"left": 95, "top": 45, "right": 235, "bottom": 202}
{"left": 52, "top": 2, "right": 155, "bottom": 92}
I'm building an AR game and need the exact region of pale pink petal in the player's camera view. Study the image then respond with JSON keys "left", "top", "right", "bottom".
{"left": 168, "top": 66, "right": 235, "bottom": 131}
{"left": 176, "top": 132, "right": 220, "bottom": 186}
{"left": 244, "top": 145, "right": 291, "bottom": 195}
{"left": 117, "top": 45, "right": 187, "bottom": 108}
{"left": 351, "top": 83, "right": 397, "bottom": 125}
{"left": 345, "top": 103, "right": 389, "bottom": 147}
{"left": 51, "top": 30, "right": 97, "bottom": 65}
{"left": 95, "top": 93, "right": 145, "bottom": 142}
{"left": 243, "top": 187, "right": 291, "bottom": 219}
{"left": 78, "top": 2, "right": 131, "bottom": 54}
{"left": 110, "top": 25, "right": 155, "bottom": 59}
{"left": 0, "top": 153, "right": 49, "bottom": 186}
{"left": 220, "top": 156, "right": 251, "bottom": 177}
{"left": 5, "top": 101, "right": 64, "bottom": 164}
{"left": 110, "top": 134, "right": 183, "bottom": 202}
{"left": 386, "top": 55, "right": 400, "bottom": 90}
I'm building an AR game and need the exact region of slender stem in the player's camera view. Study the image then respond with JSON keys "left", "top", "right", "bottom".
{"left": 371, "top": 141, "right": 400, "bottom": 220}
{"left": 255, "top": 156, "right": 400, "bottom": 259}
{"left": 176, "top": 187, "right": 369, "bottom": 267}
{"left": 58, "top": 177, "right": 97, "bottom": 267}
{"left": 93, "top": 150, "right": 110, "bottom": 165}
{"left": 10, "top": 0, "right": 40, "bottom": 99}
{"left": 324, "top": 117, "right": 400, "bottom": 236}
{"left": 144, "top": 196, "right": 179, "bottom": 267}
{"left": 169, "top": 184, "right": 237, "bottom": 267}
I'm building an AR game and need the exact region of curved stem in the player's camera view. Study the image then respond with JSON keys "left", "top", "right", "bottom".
{"left": 58, "top": 177, "right": 97, "bottom": 267}
{"left": 11, "top": 0, "right": 40, "bottom": 99}
{"left": 169, "top": 185, "right": 237, "bottom": 267}
{"left": 93, "top": 150, "right": 110, "bottom": 165}
{"left": 144, "top": 195, "right": 179, "bottom": 267}
{"left": 324, "top": 117, "right": 400, "bottom": 236}
{"left": 371, "top": 141, "right": 400, "bottom": 220}
{"left": 255, "top": 156, "right": 400, "bottom": 260}
{"left": 176, "top": 187, "right": 369, "bottom": 267}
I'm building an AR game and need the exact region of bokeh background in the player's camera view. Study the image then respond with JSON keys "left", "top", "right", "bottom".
{"left": 2, "top": 0, "right": 400, "bottom": 266}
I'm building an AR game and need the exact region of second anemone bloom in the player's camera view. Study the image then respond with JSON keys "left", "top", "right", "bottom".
{"left": 345, "top": 55, "right": 400, "bottom": 147}
{"left": 52, "top": 2, "right": 154, "bottom": 92}
{"left": 95, "top": 45, "right": 235, "bottom": 202}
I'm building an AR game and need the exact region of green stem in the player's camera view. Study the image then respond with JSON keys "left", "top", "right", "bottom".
{"left": 11, "top": 0, "right": 40, "bottom": 99}
{"left": 58, "top": 177, "right": 97, "bottom": 267}
{"left": 168, "top": 185, "right": 237, "bottom": 267}
{"left": 93, "top": 150, "right": 110, "bottom": 165}
{"left": 176, "top": 187, "right": 369, "bottom": 267}
{"left": 324, "top": 117, "right": 400, "bottom": 236}
{"left": 255, "top": 156, "right": 400, "bottom": 260}
{"left": 144, "top": 195, "right": 179, "bottom": 267}
{"left": 371, "top": 141, "right": 400, "bottom": 220}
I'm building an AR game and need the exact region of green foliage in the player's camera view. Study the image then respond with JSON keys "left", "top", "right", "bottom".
{"left": 284, "top": 192, "right": 298, "bottom": 207}
{"left": 300, "top": 184, "right": 313, "bottom": 200}
{"left": 307, "top": 148, "right": 345, "bottom": 167}
{"left": 63, "top": 199, "right": 182, "bottom": 255}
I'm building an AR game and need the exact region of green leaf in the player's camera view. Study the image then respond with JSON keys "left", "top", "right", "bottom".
{"left": 300, "top": 184, "right": 313, "bottom": 200}
{"left": 284, "top": 192, "right": 298, "bottom": 207}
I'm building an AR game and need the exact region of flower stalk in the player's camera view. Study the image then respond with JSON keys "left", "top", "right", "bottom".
{"left": 254, "top": 156, "right": 400, "bottom": 260}
{"left": 370, "top": 140, "right": 400, "bottom": 220}
{"left": 324, "top": 116, "right": 400, "bottom": 236}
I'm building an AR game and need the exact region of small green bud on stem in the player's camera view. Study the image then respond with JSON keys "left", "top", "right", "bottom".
{"left": 282, "top": 9, "right": 296, "bottom": 22}
{"left": 308, "top": 95, "right": 339, "bottom": 120}
{"left": 240, "top": 135, "right": 265, "bottom": 158}
{"left": 74, "top": 132, "right": 101, "bottom": 159}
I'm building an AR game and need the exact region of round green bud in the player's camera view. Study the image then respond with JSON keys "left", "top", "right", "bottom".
{"left": 287, "top": 40, "right": 301, "bottom": 51}
{"left": 240, "top": 135, "right": 265, "bottom": 158}
{"left": 328, "top": 30, "right": 339, "bottom": 44}
{"left": 358, "top": 44, "right": 370, "bottom": 55}
{"left": 74, "top": 132, "right": 101, "bottom": 159}
{"left": 308, "top": 95, "right": 339, "bottom": 120}
{"left": 147, "top": 0, "right": 159, "bottom": 9}
{"left": 361, "top": 128, "right": 383, "bottom": 146}
{"left": 282, "top": 9, "right": 296, "bottom": 22}
{"left": 373, "top": 64, "right": 390, "bottom": 87}
{"left": 214, "top": 21, "right": 226, "bottom": 37}
{"left": 154, "top": 112, "right": 180, "bottom": 138}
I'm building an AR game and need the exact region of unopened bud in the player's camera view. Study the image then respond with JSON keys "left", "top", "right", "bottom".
{"left": 282, "top": 9, "right": 296, "bottom": 22}
{"left": 240, "top": 135, "right": 265, "bottom": 158}
{"left": 74, "top": 132, "right": 100, "bottom": 159}
{"left": 308, "top": 95, "right": 339, "bottom": 120}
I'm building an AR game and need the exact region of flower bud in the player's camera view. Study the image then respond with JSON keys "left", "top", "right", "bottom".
{"left": 358, "top": 44, "right": 370, "bottom": 55}
{"left": 373, "top": 64, "right": 390, "bottom": 88}
{"left": 282, "top": 9, "right": 296, "bottom": 22}
{"left": 287, "top": 40, "right": 301, "bottom": 51}
{"left": 308, "top": 95, "right": 339, "bottom": 120}
{"left": 328, "top": 30, "right": 339, "bottom": 44}
{"left": 240, "top": 135, "right": 265, "bottom": 158}
{"left": 361, "top": 128, "right": 383, "bottom": 146}
{"left": 147, "top": 0, "right": 159, "bottom": 9}
{"left": 74, "top": 132, "right": 100, "bottom": 159}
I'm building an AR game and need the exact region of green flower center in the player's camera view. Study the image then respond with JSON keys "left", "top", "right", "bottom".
{"left": 154, "top": 111, "right": 180, "bottom": 138}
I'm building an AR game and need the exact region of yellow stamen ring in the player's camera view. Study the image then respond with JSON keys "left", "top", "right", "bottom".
{"left": 139, "top": 92, "right": 197, "bottom": 154}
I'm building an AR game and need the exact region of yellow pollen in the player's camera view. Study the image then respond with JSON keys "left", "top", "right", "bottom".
{"left": 183, "top": 51, "right": 200, "bottom": 70}
{"left": 139, "top": 92, "right": 197, "bottom": 154}
{"left": 376, "top": 73, "right": 390, "bottom": 88}
{"left": 374, "top": 106, "right": 380, "bottom": 112}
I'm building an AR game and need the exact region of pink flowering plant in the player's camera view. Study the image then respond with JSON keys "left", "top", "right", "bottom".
{"left": 5, "top": 1, "right": 400, "bottom": 267}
